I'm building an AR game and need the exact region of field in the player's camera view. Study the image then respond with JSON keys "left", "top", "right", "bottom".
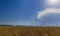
{"left": 0, "top": 26, "right": 60, "bottom": 36}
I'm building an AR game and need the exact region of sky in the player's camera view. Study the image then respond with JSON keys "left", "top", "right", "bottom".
{"left": 0, "top": 0, "right": 60, "bottom": 26}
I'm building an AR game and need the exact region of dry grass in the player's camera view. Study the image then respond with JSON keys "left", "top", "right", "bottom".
{"left": 0, "top": 26, "right": 60, "bottom": 36}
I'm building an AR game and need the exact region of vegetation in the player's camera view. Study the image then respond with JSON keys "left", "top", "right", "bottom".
{"left": 0, "top": 26, "right": 60, "bottom": 36}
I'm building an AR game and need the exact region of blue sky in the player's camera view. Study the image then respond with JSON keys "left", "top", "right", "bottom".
{"left": 0, "top": 0, "right": 41, "bottom": 25}
{"left": 0, "top": 0, "right": 60, "bottom": 26}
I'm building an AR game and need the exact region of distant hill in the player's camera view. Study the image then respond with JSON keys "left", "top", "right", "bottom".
{"left": 0, "top": 24, "right": 14, "bottom": 26}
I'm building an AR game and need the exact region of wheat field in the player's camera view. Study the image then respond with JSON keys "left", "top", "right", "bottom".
{"left": 0, "top": 26, "right": 60, "bottom": 36}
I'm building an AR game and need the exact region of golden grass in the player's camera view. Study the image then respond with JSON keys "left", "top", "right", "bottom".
{"left": 0, "top": 26, "right": 60, "bottom": 36}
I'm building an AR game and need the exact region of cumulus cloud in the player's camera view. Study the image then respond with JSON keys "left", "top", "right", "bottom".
{"left": 37, "top": 8, "right": 60, "bottom": 19}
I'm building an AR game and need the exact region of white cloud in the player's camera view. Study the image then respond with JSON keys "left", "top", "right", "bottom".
{"left": 37, "top": 8, "right": 60, "bottom": 19}
{"left": 46, "top": 0, "right": 59, "bottom": 6}
{"left": 45, "top": 0, "right": 60, "bottom": 8}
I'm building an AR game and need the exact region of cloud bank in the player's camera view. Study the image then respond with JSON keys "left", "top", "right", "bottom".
{"left": 37, "top": 8, "right": 60, "bottom": 19}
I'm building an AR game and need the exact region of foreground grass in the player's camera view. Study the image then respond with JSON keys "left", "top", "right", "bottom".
{"left": 0, "top": 26, "right": 60, "bottom": 36}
